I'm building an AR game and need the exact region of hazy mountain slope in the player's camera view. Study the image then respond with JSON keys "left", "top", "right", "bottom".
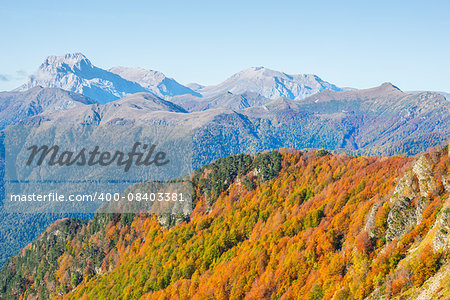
{"left": 185, "top": 83, "right": 205, "bottom": 91}
{"left": 0, "top": 86, "right": 97, "bottom": 268}
{"left": 106, "top": 92, "right": 187, "bottom": 113}
{"left": 24, "top": 92, "right": 189, "bottom": 127}
{"left": 0, "top": 91, "right": 185, "bottom": 268}
{"left": 1, "top": 146, "right": 448, "bottom": 299}
{"left": 438, "top": 91, "right": 449, "bottom": 100}
{"left": 15, "top": 53, "right": 149, "bottom": 104}
{"left": 201, "top": 91, "right": 271, "bottom": 111}
{"left": 16, "top": 83, "right": 450, "bottom": 162}
{"left": 198, "top": 67, "right": 342, "bottom": 100}
{"left": 295, "top": 83, "right": 450, "bottom": 154}
{"left": 408, "top": 90, "right": 450, "bottom": 100}
{"left": 0, "top": 86, "right": 96, "bottom": 130}
{"left": 171, "top": 91, "right": 271, "bottom": 112}
{"left": 109, "top": 66, "right": 200, "bottom": 99}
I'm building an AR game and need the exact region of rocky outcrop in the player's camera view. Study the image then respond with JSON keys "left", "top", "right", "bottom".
{"left": 432, "top": 198, "right": 450, "bottom": 251}
{"left": 413, "top": 155, "right": 438, "bottom": 198}
{"left": 365, "top": 200, "right": 383, "bottom": 239}
{"left": 392, "top": 170, "right": 419, "bottom": 199}
{"left": 385, "top": 155, "right": 437, "bottom": 241}
{"left": 385, "top": 196, "right": 418, "bottom": 241}
{"left": 442, "top": 174, "right": 450, "bottom": 192}
{"left": 432, "top": 159, "right": 450, "bottom": 251}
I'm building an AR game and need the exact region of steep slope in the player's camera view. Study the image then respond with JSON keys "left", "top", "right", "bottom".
{"left": 0, "top": 86, "right": 96, "bottom": 130}
{"left": 198, "top": 67, "right": 342, "bottom": 100}
{"left": 109, "top": 66, "right": 200, "bottom": 99}
{"left": 1, "top": 146, "right": 448, "bottom": 299}
{"left": 15, "top": 53, "right": 149, "bottom": 103}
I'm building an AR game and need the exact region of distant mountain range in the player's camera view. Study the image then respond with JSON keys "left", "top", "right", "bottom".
{"left": 15, "top": 82, "right": 450, "bottom": 163}
{"left": 0, "top": 53, "right": 449, "bottom": 268}
{"left": 15, "top": 53, "right": 343, "bottom": 104}
{"left": 11, "top": 53, "right": 450, "bottom": 107}
{"left": 4, "top": 53, "right": 450, "bottom": 159}
{"left": 0, "top": 86, "right": 96, "bottom": 130}
{"left": 408, "top": 90, "right": 450, "bottom": 100}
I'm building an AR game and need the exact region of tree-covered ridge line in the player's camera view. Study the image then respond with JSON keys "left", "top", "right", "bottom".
{"left": 0, "top": 146, "right": 449, "bottom": 299}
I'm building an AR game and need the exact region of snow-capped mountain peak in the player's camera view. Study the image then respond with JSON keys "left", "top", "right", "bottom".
{"left": 199, "top": 67, "right": 342, "bottom": 100}
{"left": 15, "top": 53, "right": 149, "bottom": 104}
{"left": 15, "top": 54, "right": 343, "bottom": 104}
{"left": 42, "top": 53, "right": 93, "bottom": 71}
{"left": 109, "top": 66, "right": 200, "bottom": 99}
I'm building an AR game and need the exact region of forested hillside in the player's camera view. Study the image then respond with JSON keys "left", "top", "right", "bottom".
{"left": 1, "top": 146, "right": 449, "bottom": 299}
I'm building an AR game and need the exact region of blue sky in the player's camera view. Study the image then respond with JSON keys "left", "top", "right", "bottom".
{"left": 1, "top": 0, "right": 449, "bottom": 92}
